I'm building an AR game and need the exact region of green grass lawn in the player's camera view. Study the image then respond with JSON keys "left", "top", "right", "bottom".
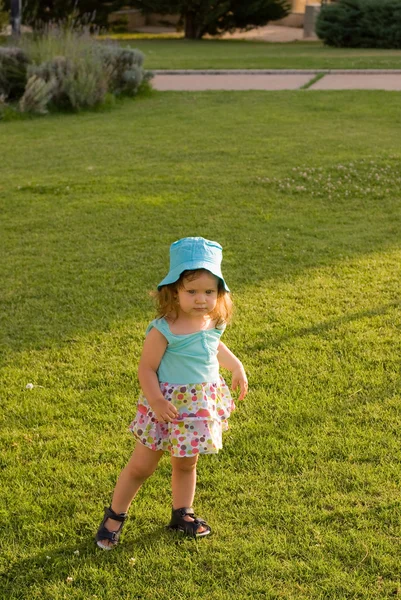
{"left": 1, "top": 90, "right": 401, "bottom": 599}
{"left": 103, "top": 38, "right": 401, "bottom": 70}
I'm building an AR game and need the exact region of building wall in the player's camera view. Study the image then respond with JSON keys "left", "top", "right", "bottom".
{"left": 275, "top": 0, "right": 323, "bottom": 27}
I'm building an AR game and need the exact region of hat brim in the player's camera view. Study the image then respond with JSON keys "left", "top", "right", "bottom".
{"left": 158, "top": 259, "right": 230, "bottom": 292}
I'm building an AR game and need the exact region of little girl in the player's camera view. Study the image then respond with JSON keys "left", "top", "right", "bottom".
{"left": 96, "top": 237, "right": 248, "bottom": 549}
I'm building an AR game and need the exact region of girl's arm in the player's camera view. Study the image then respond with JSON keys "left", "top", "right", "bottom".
{"left": 138, "top": 328, "right": 179, "bottom": 423}
{"left": 217, "top": 341, "right": 248, "bottom": 400}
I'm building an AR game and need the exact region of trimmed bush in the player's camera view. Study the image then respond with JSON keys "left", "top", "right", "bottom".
{"left": 316, "top": 0, "right": 401, "bottom": 48}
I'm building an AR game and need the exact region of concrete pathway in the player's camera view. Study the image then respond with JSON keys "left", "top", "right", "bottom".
{"left": 312, "top": 73, "right": 401, "bottom": 91}
{"left": 152, "top": 70, "right": 401, "bottom": 91}
{"left": 154, "top": 72, "right": 312, "bottom": 90}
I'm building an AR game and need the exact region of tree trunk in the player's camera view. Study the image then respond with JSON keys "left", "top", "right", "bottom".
{"left": 184, "top": 11, "right": 203, "bottom": 39}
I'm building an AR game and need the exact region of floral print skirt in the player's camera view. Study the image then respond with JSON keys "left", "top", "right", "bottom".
{"left": 129, "top": 376, "right": 235, "bottom": 457}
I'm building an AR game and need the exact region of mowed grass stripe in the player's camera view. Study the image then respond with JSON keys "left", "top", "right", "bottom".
{"left": 109, "top": 38, "right": 401, "bottom": 70}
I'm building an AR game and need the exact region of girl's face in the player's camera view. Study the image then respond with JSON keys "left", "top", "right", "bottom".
{"left": 177, "top": 271, "right": 219, "bottom": 317}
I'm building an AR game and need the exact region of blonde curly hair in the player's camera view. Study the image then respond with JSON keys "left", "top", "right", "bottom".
{"left": 153, "top": 269, "right": 233, "bottom": 327}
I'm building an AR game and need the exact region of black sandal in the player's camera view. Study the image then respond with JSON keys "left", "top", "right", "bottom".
{"left": 167, "top": 507, "right": 211, "bottom": 538}
{"left": 95, "top": 506, "right": 128, "bottom": 550}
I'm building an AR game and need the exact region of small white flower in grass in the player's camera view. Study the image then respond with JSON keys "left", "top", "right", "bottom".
{"left": 66, "top": 577, "right": 73, "bottom": 583}
{"left": 46, "top": 556, "right": 51, "bottom": 560}
{"left": 73, "top": 550, "right": 80, "bottom": 555}
{"left": 129, "top": 557, "right": 136, "bottom": 565}
{"left": 26, "top": 383, "right": 34, "bottom": 389}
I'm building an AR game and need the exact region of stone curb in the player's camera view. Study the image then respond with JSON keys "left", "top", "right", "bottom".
{"left": 153, "top": 69, "right": 401, "bottom": 75}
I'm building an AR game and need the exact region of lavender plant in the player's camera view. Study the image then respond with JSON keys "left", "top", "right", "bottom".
{"left": 98, "top": 44, "right": 152, "bottom": 97}
{"left": 19, "top": 74, "right": 56, "bottom": 114}
{"left": 0, "top": 24, "right": 152, "bottom": 116}
{"left": 28, "top": 51, "right": 108, "bottom": 110}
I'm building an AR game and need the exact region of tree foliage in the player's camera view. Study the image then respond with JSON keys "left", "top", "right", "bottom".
{"left": 128, "top": 0, "right": 290, "bottom": 39}
{"left": 0, "top": 0, "right": 9, "bottom": 32}
{"left": 2, "top": 0, "right": 126, "bottom": 27}
{"left": 2, "top": 0, "right": 290, "bottom": 37}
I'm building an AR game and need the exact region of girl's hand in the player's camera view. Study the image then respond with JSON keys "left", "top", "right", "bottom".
{"left": 150, "top": 397, "right": 179, "bottom": 424}
{"left": 231, "top": 366, "right": 248, "bottom": 401}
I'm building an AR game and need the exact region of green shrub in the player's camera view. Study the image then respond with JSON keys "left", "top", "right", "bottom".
{"left": 361, "top": 0, "right": 401, "bottom": 48}
{"left": 316, "top": 0, "right": 401, "bottom": 48}
{"left": 0, "top": 47, "right": 30, "bottom": 100}
{"left": 0, "top": 25, "right": 152, "bottom": 116}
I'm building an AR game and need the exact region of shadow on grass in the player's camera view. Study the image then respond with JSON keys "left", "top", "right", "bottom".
{"left": 249, "top": 301, "right": 401, "bottom": 351}
{"left": 1, "top": 525, "right": 200, "bottom": 597}
{"left": 1, "top": 184, "right": 400, "bottom": 361}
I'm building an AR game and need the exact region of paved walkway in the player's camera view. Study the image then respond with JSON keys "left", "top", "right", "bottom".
{"left": 152, "top": 70, "right": 401, "bottom": 91}
{"left": 124, "top": 24, "right": 399, "bottom": 90}
{"left": 312, "top": 73, "right": 401, "bottom": 90}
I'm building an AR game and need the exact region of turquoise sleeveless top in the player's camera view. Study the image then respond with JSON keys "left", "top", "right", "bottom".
{"left": 146, "top": 317, "right": 225, "bottom": 384}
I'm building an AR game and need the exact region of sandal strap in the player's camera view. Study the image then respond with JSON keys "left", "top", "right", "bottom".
{"left": 174, "top": 507, "right": 195, "bottom": 518}
{"left": 95, "top": 506, "right": 128, "bottom": 547}
{"left": 104, "top": 506, "right": 128, "bottom": 523}
{"left": 96, "top": 525, "right": 121, "bottom": 543}
{"left": 169, "top": 507, "right": 211, "bottom": 537}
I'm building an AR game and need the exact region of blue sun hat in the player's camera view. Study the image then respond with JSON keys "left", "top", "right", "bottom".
{"left": 157, "top": 237, "right": 230, "bottom": 292}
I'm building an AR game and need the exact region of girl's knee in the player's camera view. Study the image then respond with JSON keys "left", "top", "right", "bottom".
{"left": 123, "top": 461, "right": 155, "bottom": 481}
{"left": 124, "top": 450, "right": 161, "bottom": 481}
{"left": 171, "top": 455, "right": 198, "bottom": 472}
{"left": 125, "top": 463, "right": 156, "bottom": 481}
{"left": 124, "top": 443, "right": 163, "bottom": 481}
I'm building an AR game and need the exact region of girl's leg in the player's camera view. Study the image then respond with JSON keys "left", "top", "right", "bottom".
{"left": 170, "top": 454, "right": 207, "bottom": 533}
{"left": 171, "top": 455, "right": 198, "bottom": 508}
{"left": 99, "top": 442, "right": 163, "bottom": 548}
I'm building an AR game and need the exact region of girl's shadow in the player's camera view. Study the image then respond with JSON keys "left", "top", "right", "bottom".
{"left": 2, "top": 525, "right": 197, "bottom": 595}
